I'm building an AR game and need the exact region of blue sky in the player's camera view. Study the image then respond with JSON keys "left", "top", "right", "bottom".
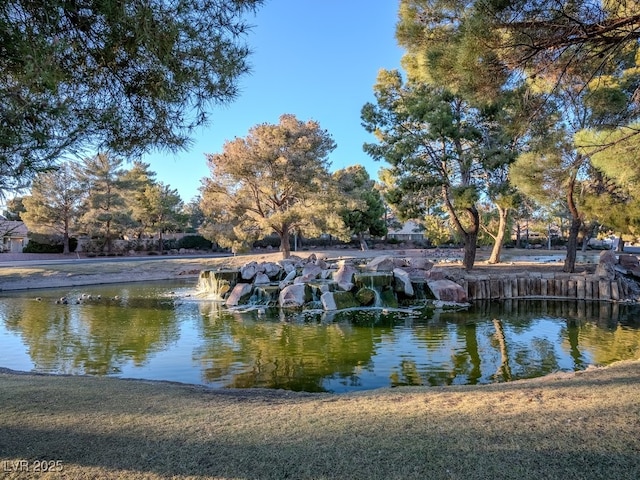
{"left": 145, "top": 0, "right": 405, "bottom": 202}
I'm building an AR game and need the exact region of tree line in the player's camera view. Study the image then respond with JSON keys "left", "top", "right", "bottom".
{"left": 8, "top": 154, "right": 195, "bottom": 254}
{"left": 361, "top": 0, "right": 640, "bottom": 272}
{"left": 3, "top": 1, "right": 640, "bottom": 271}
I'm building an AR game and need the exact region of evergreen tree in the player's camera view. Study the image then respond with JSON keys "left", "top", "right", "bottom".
{"left": 76, "top": 153, "right": 130, "bottom": 253}
{"left": 0, "top": 0, "right": 263, "bottom": 195}
{"left": 21, "top": 163, "right": 82, "bottom": 254}
{"left": 333, "top": 165, "right": 387, "bottom": 250}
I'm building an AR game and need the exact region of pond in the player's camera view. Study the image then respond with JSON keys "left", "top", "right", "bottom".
{"left": 1, "top": 280, "right": 639, "bottom": 393}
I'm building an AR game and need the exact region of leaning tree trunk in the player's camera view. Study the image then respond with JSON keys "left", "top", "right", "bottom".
{"left": 487, "top": 204, "right": 508, "bottom": 264}
{"left": 442, "top": 186, "right": 480, "bottom": 271}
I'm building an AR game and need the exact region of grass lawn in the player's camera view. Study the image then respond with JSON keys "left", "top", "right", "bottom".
{"left": 1, "top": 360, "right": 639, "bottom": 480}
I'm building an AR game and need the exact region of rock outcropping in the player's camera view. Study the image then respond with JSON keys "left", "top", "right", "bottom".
{"left": 197, "top": 253, "right": 468, "bottom": 311}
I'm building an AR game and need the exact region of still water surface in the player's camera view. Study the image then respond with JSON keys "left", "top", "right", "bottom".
{"left": 1, "top": 280, "right": 639, "bottom": 392}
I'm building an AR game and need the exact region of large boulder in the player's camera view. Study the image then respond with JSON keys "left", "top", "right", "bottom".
{"left": 262, "top": 262, "right": 283, "bottom": 279}
{"left": 253, "top": 273, "right": 271, "bottom": 285}
{"left": 407, "top": 257, "right": 434, "bottom": 271}
{"left": 355, "top": 287, "right": 377, "bottom": 306}
{"left": 279, "top": 269, "right": 298, "bottom": 289}
{"left": 320, "top": 291, "right": 337, "bottom": 311}
{"left": 333, "top": 262, "right": 358, "bottom": 291}
{"left": 240, "top": 262, "right": 258, "bottom": 281}
{"left": 596, "top": 250, "right": 618, "bottom": 278}
{"left": 426, "top": 279, "right": 468, "bottom": 303}
{"left": 279, "top": 284, "right": 308, "bottom": 308}
{"left": 225, "top": 283, "right": 253, "bottom": 307}
{"left": 393, "top": 268, "right": 414, "bottom": 296}
{"left": 364, "top": 256, "right": 396, "bottom": 272}
{"left": 301, "top": 263, "right": 322, "bottom": 279}
{"left": 321, "top": 291, "right": 359, "bottom": 311}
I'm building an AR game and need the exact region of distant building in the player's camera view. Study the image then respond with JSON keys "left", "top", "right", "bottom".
{"left": 387, "top": 221, "right": 426, "bottom": 241}
{"left": 0, "top": 220, "right": 28, "bottom": 253}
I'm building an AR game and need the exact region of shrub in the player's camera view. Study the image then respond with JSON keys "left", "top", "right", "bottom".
{"left": 24, "top": 234, "right": 77, "bottom": 253}
{"left": 176, "top": 235, "right": 214, "bottom": 250}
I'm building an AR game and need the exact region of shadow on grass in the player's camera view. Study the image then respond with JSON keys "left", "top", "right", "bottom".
{"left": 1, "top": 364, "right": 639, "bottom": 479}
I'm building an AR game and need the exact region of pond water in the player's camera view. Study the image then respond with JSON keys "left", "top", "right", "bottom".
{"left": 1, "top": 280, "right": 639, "bottom": 393}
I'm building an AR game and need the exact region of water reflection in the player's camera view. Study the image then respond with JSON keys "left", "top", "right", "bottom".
{"left": 1, "top": 283, "right": 639, "bottom": 393}
{"left": 0, "top": 284, "right": 181, "bottom": 375}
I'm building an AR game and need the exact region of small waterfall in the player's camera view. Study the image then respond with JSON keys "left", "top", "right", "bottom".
{"left": 353, "top": 273, "right": 398, "bottom": 308}
{"left": 196, "top": 270, "right": 239, "bottom": 301}
{"left": 248, "top": 286, "right": 280, "bottom": 307}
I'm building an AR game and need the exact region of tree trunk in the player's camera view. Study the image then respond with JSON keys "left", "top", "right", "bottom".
{"left": 62, "top": 218, "right": 70, "bottom": 255}
{"left": 358, "top": 233, "right": 368, "bottom": 251}
{"left": 105, "top": 219, "right": 112, "bottom": 254}
{"left": 563, "top": 216, "right": 581, "bottom": 273}
{"left": 158, "top": 230, "right": 163, "bottom": 254}
{"left": 563, "top": 172, "right": 582, "bottom": 273}
{"left": 441, "top": 185, "right": 479, "bottom": 271}
{"left": 492, "top": 318, "right": 512, "bottom": 381}
{"left": 487, "top": 205, "right": 508, "bottom": 264}
{"left": 279, "top": 229, "right": 291, "bottom": 259}
{"left": 462, "top": 231, "right": 478, "bottom": 271}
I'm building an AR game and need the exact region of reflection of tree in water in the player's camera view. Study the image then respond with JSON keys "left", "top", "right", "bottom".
{"left": 568, "top": 321, "right": 640, "bottom": 366}
{"left": 1, "top": 290, "right": 180, "bottom": 375}
{"left": 194, "top": 309, "right": 382, "bottom": 392}
{"left": 393, "top": 321, "right": 483, "bottom": 387}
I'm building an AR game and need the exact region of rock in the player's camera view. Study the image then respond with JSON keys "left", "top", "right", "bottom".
{"left": 364, "top": 256, "right": 395, "bottom": 272}
{"left": 279, "top": 284, "right": 308, "bottom": 308}
{"left": 320, "top": 291, "right": 337, "bottom": 311}
{"left": 225, "top": 283, "right": 253, "bottom": 307}
{"left": 240, "top": 262, "right": 258, "bottom": 280}
{"left": 407, "top": 257, "right": 434, "bottom": 271}
{"left": 262, "top": 262, "right": 282, "bottom": 278}
{"left": 595, "top": 250, "right": 618, "bottom": 278}
{"left": 278, "top": 259, "right": 298, "bottom": 273}
{"left": 425, "top": 268, "right": 446, "bottom": 280}
{"left": 253, "top": 273, "right": 270, "bottom": 285}
{"left": 426, "top": 279, "right": 468, "bottom": 303}
{"left": 355, "top": 287, "right": 377, "bottom": 306}
{"left": 279, "top": 269, "right": 298, "bottom": 289}
{"left": 301, "top": 263, "right": 322, "bottom": 279}
{"left": 393, "top": 268, "right": 414, "bottom": 296}
{"left": 332, "top": 291, "right": 360, "bottom": 310}
{"left": 618, "top": 254, "right": 639, "bottom": 269}
{"left": 315, "top": 258, "right": 328, "bottom": 270}
{"left": 333, "top": 263, "right": 357, "bottom": 290}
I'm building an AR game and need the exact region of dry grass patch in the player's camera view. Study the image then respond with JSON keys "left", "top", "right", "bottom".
{"left": 1, "top": 361, "right": 639, "bottom": 479}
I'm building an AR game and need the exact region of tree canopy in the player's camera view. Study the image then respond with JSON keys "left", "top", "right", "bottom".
{"left": 199, "top": 114, "right": 349, "bottom": 257}
{"left": 21, "top": 163, "right": 82, "bottom": 254}
{"left": 0, "top": 0, "right": 262, "bottom": 195}
{"left": 333, "top": 165, "right": 387, "bottom": 250}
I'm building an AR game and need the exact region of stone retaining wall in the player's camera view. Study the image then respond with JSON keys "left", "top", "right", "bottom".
{"left": 456, "top": 273, "right": 630, "bottom": 302}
